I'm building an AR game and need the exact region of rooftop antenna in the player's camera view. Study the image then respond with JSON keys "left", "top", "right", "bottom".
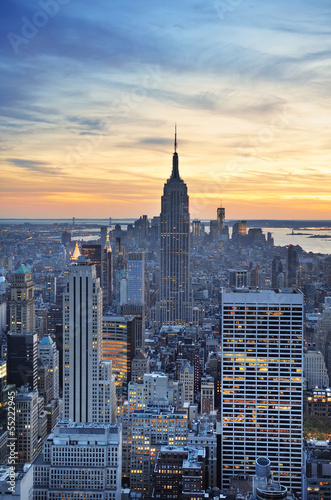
{"left": 174, "top": 123, "right": 177, "bottom": 153}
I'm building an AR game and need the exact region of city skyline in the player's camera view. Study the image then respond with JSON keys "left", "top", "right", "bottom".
{"left": 1, "top": 1, "right": 331, "bottom": 220}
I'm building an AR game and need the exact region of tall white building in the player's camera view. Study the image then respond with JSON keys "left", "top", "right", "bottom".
{"left": 220, "top": 288, "right": 303, "bottom": 495}
{"left": 304, "top": 349, "right": 329, "bottom": 390}
{"left": 33, "top": 421, "right": 122, "bottom": 500}
{"left": 63, "top": 258, "right": 116, "bottom": 423}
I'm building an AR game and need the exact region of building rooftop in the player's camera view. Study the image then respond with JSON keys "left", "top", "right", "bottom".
{"left": 222, "top": 287, "right": 302, "bottom": 295}
{"left": 15, "top": 263, "right": 30, "bottom": 274}
{"left": 133, "top": 350, "right": 149, "bottom": 360}
{"left": 39, "top": 335, "right": 54, "bottom": 345}
{"left": 305, "top": 439, "right": 331, "bottom": 461}
{"left": 55, "top": 420, "right": 121, "bottom": 432}
{"left": 103, "top": 315, "right": 135, "bottom": 322}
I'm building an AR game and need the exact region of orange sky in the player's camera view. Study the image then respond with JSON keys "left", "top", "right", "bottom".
{"left": 1, "top": 1, "right": 331, "bottom": 220}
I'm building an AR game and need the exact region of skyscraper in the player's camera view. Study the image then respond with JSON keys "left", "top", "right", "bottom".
{"left": 0, "top": 359, "right": 7, "bottom": 427}
{"left": 43, "top": 272, "right": 56, "bottom": 304}
{"left": 100, "top": 225, "right": 108, "bottom": 248}
{"left": 271, "top": 255, "right": 284, "bottom": 289}
{"left": 15, "top": 387, "right": 39, "bottom": 464}
{"left": 103, "top": 233, "right": 113, "bottom": 306}
{"left": 7, "top": 332, "right": 38, "bottom": 391}
{"left": 38, "top": 335, "right": 59, "bottom": 400}
{"left": 217, "top": 205, "right": 225, "bottom": 235}
{"left": 192, "top": 219, "right": 201, "bottom": 237}
{"left": 232, "top": 220, "right": 247, "bottom": 240}
{"left": 127, "top": 252, "right": 145, "bottom": 305}
{"left": 220, "top": 288, "right": 303, "bottom": 494}
{"left": 10, "top": 264, "right": 35, "bottom": 334}
{"left": 102, "top": 315, "right": 142, "bottom": 400}
{"left": 209, "top": 219, "right": 219, "bottom": 241}
{"left": 82, "top": 242, "right": 113, "bottom": 307}
{"left": 160, "top": 130, "right": 192, "bottom": 325}
{"left": 287, "top": 245, "right": 298, "bottom": 288}
{"left": 119, "top": 252, "right": 145, "bottom": 336}
{"left": 113, "top": 237, "right": 127, "bottom": 308}
{"left": 81, "top": 243, "right": 103, "bottom": 283}
{"left": 63, "top": 258, "right": 115, "bottom": 423}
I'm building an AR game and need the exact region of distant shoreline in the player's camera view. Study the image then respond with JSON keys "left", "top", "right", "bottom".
{"left": 1, "top": 218, "right": 331, "bottom": 229}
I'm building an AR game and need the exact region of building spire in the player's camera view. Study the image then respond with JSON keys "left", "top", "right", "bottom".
{"left": 174, "top": 123, "right": 177, "bottom": 153}
{"left": 171, "top": 124, "right": 180, "bottom": 180}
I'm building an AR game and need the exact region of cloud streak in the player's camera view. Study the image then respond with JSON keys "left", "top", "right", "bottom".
{"left": 6, "top": 158, "right": 60, "bottom": 175}
{"left": 1, "top": 0, "right": 331, "bottom": 218}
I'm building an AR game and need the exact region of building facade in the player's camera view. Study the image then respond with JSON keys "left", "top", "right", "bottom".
{"left": 15, "top": 388, "right": 39, "bottom": 464}
{"left": 200, "top": 378, "right": 214, "bottom": 415}
{"left": 287, "top": 245, "right": 298, "bottom": 288}
{"left": 160, "top": 132, "right": 192, "bottom": 326}
{"left": 305, "top": 388, "right": 331, "bottom": 417}
{"left": 127, "top": 252, "right": 145, "bottom": 305}
{"left": 102, "top": 315, "right": 141, "bottom": 400}
{"left": 44, "top": 272, "right": 57, "bottom": 304}
{"left": 131, "top": 351, "right": 150, "bottom": 384}
{"left": 63, "top": 259, "right": 115, "bottom": 423}
{"left": 220, "top": 288, "right": 303, "bottom": 494}
{"left": 187, "top": 419, "right": 218, "bottom": 489}
{"left": 38, "top": 335, "right": 59, "bottom": 400}
{"left": 130, "top": 406, "right": 188, "bottom": 495}
{"left": 153, "top": 446, "right": 206, "bottom": 500}
{"left": 179, "top": 362, "right": 194, "bottom": 404}
{"left": 10, "top": 264, "right": 35, "bottom": 334}
{"left": 302, "top": 439, "right": 331, "bottom": 500}
{"left": 304, "top": 349, "right": 329, "bottom": 390}
{"left": 217, "top": 206, "right": 225, "bottom": 236}
{"left": 7, "top": 333, "right": 38, "bottom": 391}
{"left": 33, "top": 421, "right": 122, "bottom": 500}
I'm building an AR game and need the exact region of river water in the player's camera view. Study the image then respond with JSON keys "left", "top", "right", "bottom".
{"left": 262, "top": 227, "right": 331, "bottom": 254}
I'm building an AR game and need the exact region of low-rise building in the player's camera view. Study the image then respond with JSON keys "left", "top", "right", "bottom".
{"left": 130, "top": 405, "right": 188, "bottom": 495}
{"left": 154, "top": 446, "right": 206, "bottom": 500}
{"left": 304, "top": 388, "right": 331, "bottom": 417}
{"left": 0, "top": 464, "right": 33, "bottom": 500}
{"left": 187, "top": 419, "right": 218, "bottom": 488}
{"left": 33, "top": 420, "right": 122, "bottom": 500}
{"left": 302, "top": 440, "right": 331, "bottom": 500}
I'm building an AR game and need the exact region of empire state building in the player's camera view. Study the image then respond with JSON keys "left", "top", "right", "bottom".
{"left": 160, "top": 130, "right": 192, "bottom": 325}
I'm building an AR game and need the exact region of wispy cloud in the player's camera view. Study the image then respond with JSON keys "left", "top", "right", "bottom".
{"left": 6, "top": 158, "right": 60, "bottom": 175}
{"left": 1, "top": 0, "right": 331, "bottom": 218}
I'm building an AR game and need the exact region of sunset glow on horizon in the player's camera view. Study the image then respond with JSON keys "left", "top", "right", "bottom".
{"left": 1, "top": 0, "right": 331, "bottom": 220}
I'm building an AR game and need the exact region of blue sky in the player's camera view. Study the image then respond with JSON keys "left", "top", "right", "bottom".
{"left": 1, "top": 0, "right": 331, "bottom": 219}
